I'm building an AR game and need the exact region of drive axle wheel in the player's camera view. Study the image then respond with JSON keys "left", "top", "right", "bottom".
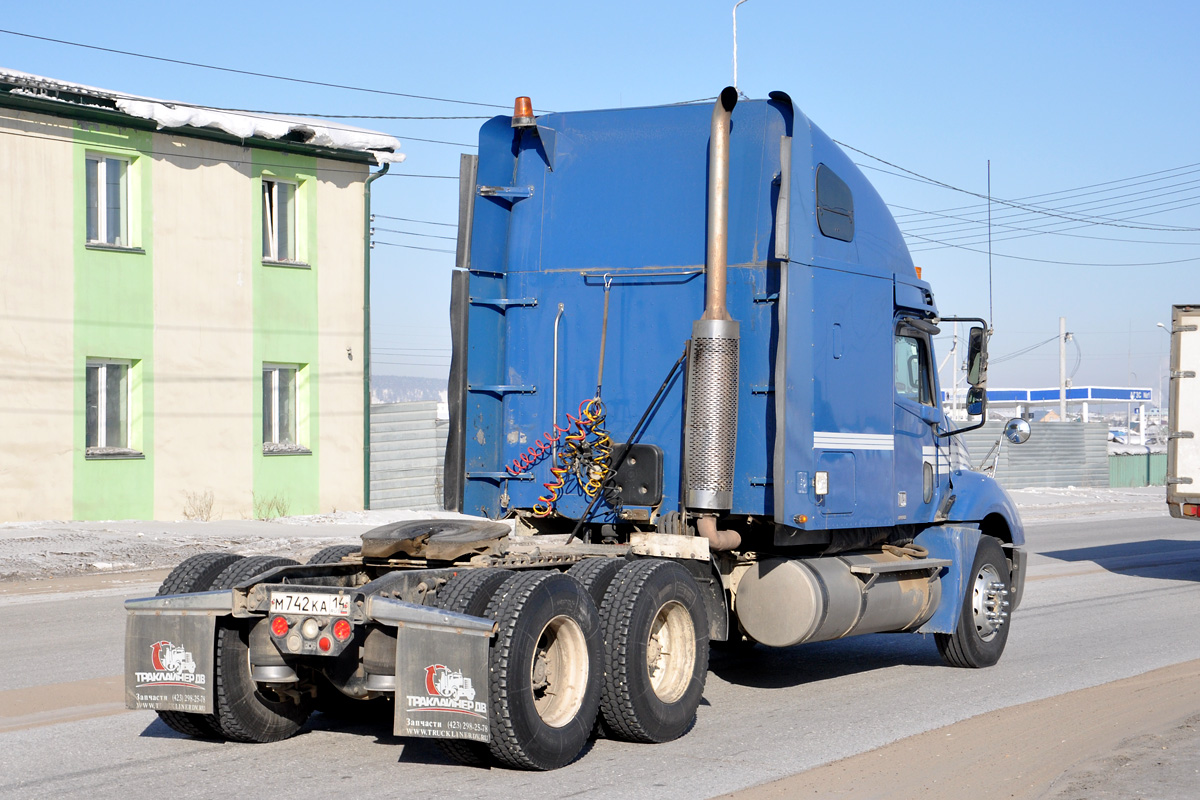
{"left": 936, "top": 535, "right": 1012, "bottom": 669}
{"left": 306, "top": 544, "right": 360, "bottom": 565}
{"left": 434, "top": 568, "right": 513, "bottom": 767}
{"left": 209, "top": 556, "right": 313, "bottom": 742}
{"left": 153, "top": 552, "right": 245, "bottom": 739}
{"left": 485, "top": 571, "right": 602, "bottom": 770}
{"left": 600, "top": 559, "right": 709, "bottom": 743}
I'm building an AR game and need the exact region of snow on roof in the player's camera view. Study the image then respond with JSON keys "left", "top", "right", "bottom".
{"left": 0, "top": 68, "right": 404, "bottom": 165}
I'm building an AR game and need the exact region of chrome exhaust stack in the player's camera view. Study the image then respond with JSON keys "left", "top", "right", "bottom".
{"left": 684, "top": 87, "right": 740, "bottom": 513}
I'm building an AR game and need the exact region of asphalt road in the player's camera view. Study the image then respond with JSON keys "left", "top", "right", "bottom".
{"left": 3, "top": 502, "right": 1200, "bottom": 799}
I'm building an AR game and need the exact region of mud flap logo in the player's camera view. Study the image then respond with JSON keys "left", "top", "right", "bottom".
{"left": 424, "top": 664, "right": 477, "bottom": 702}
{"left": 409, "top": 663, "right": 484, "bottom": 714}
{"left": 137, "top": 641, "right": 204, "bottom": 687}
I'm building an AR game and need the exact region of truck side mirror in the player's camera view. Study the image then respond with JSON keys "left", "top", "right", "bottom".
{"left": 966, "top": 385, "right": 986, "bottom": 416}
{"left": 966, "top": 326, "right": 988, "bottom": 387}
{"left": 1004, "top": 418, "right": 1031, "bottom": 444}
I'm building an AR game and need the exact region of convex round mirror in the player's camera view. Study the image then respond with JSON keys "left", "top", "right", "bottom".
{"left": 1004, "top": 418, "right": 1031, "bottom": 444}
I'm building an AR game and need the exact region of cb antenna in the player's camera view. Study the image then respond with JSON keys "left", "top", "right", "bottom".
{"left": 733, "top": 0, "right": 751, "bottom": 93}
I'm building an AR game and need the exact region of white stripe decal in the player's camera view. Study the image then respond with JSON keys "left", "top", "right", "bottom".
{"left": 813, "top": 432, "right": 895, "bottom": 451}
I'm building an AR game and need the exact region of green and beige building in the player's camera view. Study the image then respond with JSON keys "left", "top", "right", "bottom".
{"left": 0, "top": 70, "right": 402, "bottom": 521}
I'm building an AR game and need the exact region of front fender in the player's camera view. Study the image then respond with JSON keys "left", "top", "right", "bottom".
{"left": 945, "top": 469, "right": 1026, "bottom": 547}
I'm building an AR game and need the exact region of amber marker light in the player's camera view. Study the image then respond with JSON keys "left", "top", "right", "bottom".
{"left": 512, "top": 96, "right": 535, "bottom": 128}
{"left": 915, "top": 266, "right": 923, "bottom": 279}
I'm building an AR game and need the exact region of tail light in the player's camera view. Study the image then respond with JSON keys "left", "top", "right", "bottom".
{"left": 270, "top": 616, "right": 289, "bottom": 637}
{"left": 332, "top": 618, "right": 352, "bottom": 641}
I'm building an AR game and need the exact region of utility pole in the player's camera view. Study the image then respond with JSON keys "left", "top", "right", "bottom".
{"left": 1059, "top": 316, "right": 1067, "bottom": 422}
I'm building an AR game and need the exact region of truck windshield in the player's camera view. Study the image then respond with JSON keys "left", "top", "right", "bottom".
{"left": 894, "top": 334, "right": 933, "bottom": 405}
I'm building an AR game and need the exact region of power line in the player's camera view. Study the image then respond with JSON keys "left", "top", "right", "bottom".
{"left": 905, "top": 230, "right": 1200, "bottom": 267}
{"left": 226, "top": 111, "right": 490, "bottom": 121}
{"left": 908, "top": 198, "right": 1200, "bottom": 254}
{"left": 839, "top": 139, "right": 1200, "bottom": 232}
{"left": 394, "top": 135, "right": 476, "bottom": 148}
{"left": 373, "top": 240, "right": 456, "bottom": 254}
{"left": 0, "top": 27, "right": 515, "bottom": 111}
{"left": 891, "top": 161, "right": 1200, "bottom": 219}
{"left": 991, "top": 335, "right": 1061, "bottom": 364}
{"left": 891, "top": 202, "right": 1200, "bottom": 249}
{"left": 900, "top": 176, "right": 1200, "bottom": 236}
{"left": 372, "top": 214, "right": 457, "bottom": 228}
{"left": 372, "top": 226, "right": 457, "bottom": 241}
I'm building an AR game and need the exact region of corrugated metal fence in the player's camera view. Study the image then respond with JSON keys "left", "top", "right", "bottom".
{"left": 1109, "top": 452, "right": 1168, "bottom": 487}
{"left": 369, "top": 402, "right": 448, "bottom": 510}
{"left": 957, "top": 421, "right": 1109, "bottom": 489}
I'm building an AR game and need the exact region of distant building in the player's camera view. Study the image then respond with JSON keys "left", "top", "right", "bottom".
{"left": 0, "top": 70, "right": 403, "bottom": 521}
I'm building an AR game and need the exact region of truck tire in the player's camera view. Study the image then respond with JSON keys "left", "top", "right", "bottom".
{"left": 306, "top": 544, "right": 359, "bottom": 565}
{"left": 485, "top": 571, "right": 603, "bottom": 770}
{"left": 599, "top": 559, "right": 709, "bottom": 743}
{"left": 211, "top": 555, "right": 297, "bottom": 591}
{"left": 936, "top": 535, "right": 1012, "bottom": 669}
{"left": 566, "top": 557, "right": 623, "bottom": 610}
{"left": 434, "top": 568, "right": 513, "bottom": 767}
{"left": 154, "top": 552, "right": 244, "bottom": 739}
{"left": 156, "top": 552, "right": 244, "bottom": 596}
{"left": 209, "top": 556, "right": 313, "bottom": 742}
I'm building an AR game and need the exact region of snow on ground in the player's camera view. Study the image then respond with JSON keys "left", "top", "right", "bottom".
{"left": 0, "top": 489, "right": 1169, "bottom": 583}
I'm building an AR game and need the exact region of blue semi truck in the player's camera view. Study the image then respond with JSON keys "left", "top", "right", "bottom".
{"left": 126, "top": 89, "right": 1028, "bottom": 770}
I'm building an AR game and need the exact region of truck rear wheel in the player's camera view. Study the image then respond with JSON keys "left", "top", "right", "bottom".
{"left": 306, "top": 544, "right": 359, "bottom": 565}
{"left": 485, "top": 571, "right": 603, "bottom": 770}
{"left": 599, "top": 559, "right": 709, "bottom": 743}
{"left": 154, "top": 552, "right": 245, "bottom": 738}
{"left": 157, "top": 552, "right": 244, "bottom": 597}
{"left": 434, "top": 568, "right": 513, "bottom": 767}
{"left": 935, "top": 535, "right": 1012, "bottom": 668}
{"left": 566, "top": 557, "right": 623, "bottom": 609}
{"left": 210, "top": 556, "right": 314, "bottom": 743}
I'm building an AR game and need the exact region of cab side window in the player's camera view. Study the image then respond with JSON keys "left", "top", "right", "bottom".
{"left": 894, "top": 334, "right": 933, "bottom": 405}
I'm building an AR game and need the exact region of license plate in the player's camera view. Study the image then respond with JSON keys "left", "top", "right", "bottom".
{"left": 269, "top": 591, "right": 351, "bottom": 617}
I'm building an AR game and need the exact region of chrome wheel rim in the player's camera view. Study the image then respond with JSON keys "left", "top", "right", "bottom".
{"left": 971, "top": 563, "right": 1009, "bottom": 642}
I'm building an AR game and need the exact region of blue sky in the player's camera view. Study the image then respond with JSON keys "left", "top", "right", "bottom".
{"left": 5, "top": 1, "right": 1197, "bottom": 404}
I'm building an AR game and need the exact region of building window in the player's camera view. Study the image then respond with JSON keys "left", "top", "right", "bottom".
{"left": 263, "top": 364, "right": 308, "bottom": 453}
{"left": 262, "top": 179, "right": 298, "bottom": 262}
{"left": 86, "top": 359, "right": 139, "bottom": 456}
{"left": 86, "top": 154, "right": 129, "bottom": 246}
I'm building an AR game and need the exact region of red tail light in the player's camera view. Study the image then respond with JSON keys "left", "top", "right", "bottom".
{"left": 318, "top": 636, "right": 332, "bottom": 653}
{"left": 270, "top": 616, "right": 289, "bottom": 637}
{"left": 332, "top": 618, "right": 352, "bottom": 641}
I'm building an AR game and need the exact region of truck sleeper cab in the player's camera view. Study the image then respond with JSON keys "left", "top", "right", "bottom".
{"left": 126, "top": 89, "right": 1027, "bottom": 771}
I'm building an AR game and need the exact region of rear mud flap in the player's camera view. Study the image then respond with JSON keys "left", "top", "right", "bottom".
{"left": 124, "top": 593, "right": 230, "bottom": 713}
{"left": 366, "top": 596, "right": 495, "bottom": 742}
